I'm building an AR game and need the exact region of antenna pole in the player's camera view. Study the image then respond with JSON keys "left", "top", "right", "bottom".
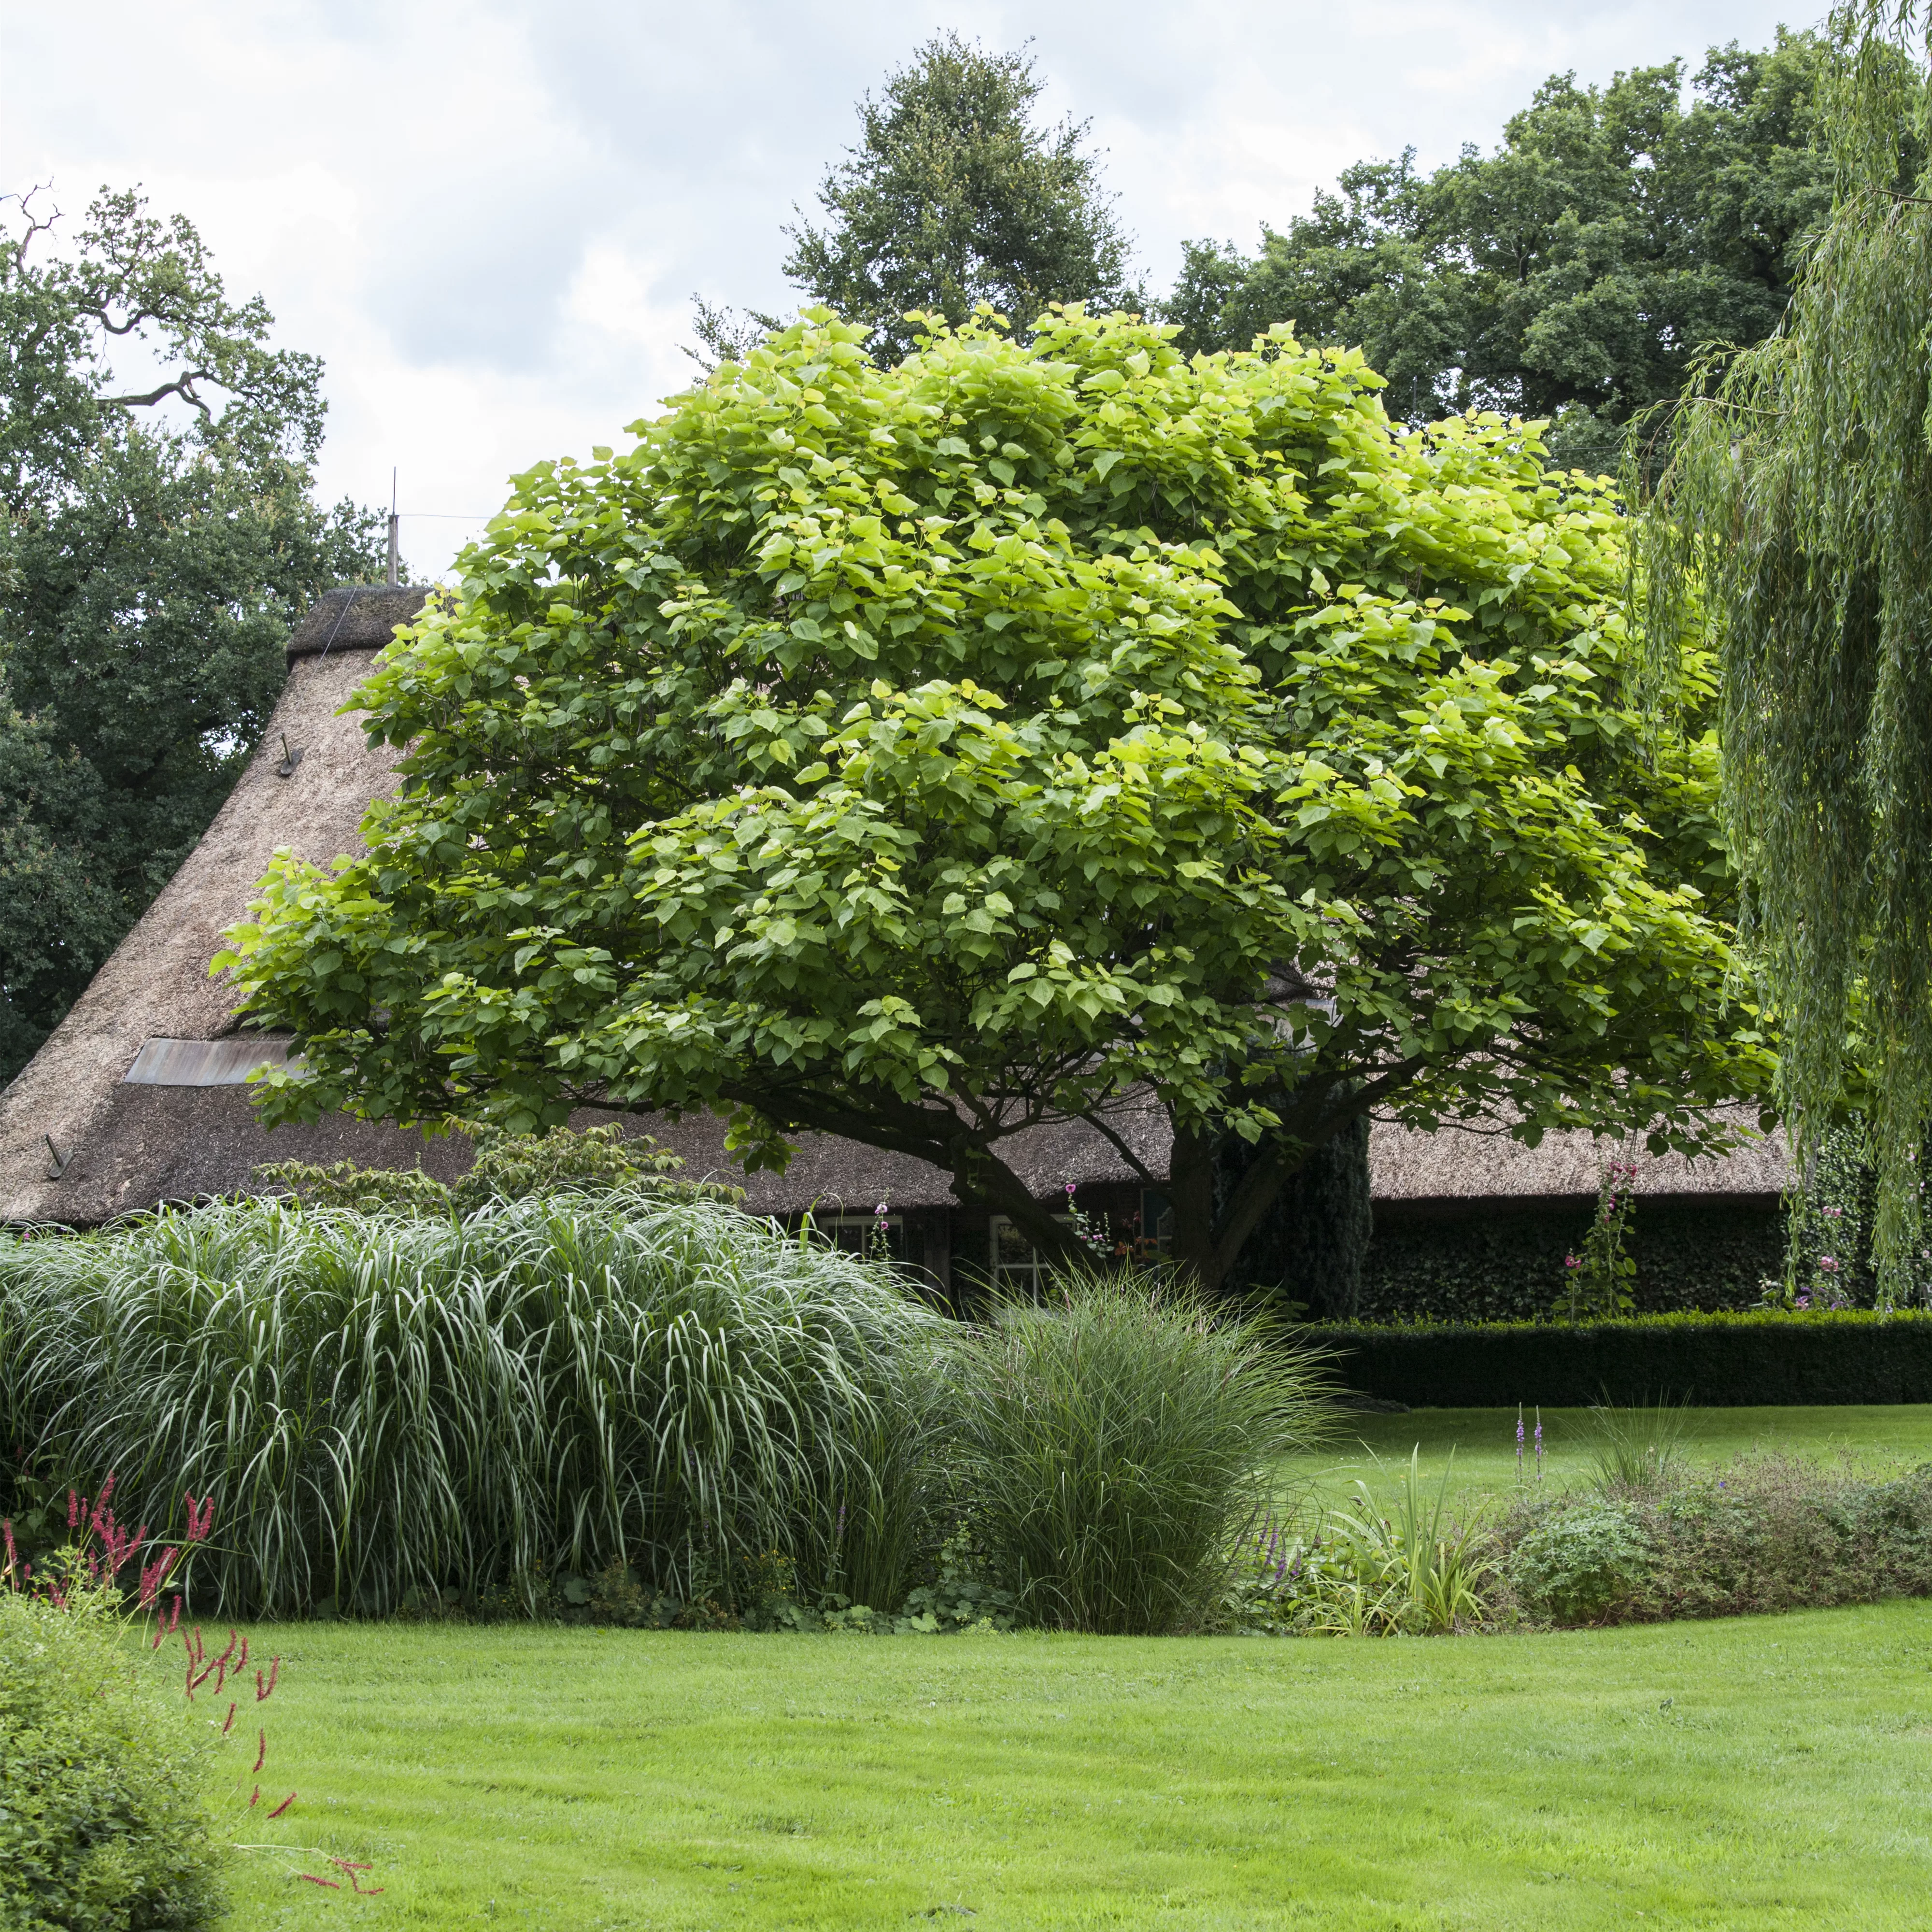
{"left": 386, "top": 467, "right": 399, "bottom": 586}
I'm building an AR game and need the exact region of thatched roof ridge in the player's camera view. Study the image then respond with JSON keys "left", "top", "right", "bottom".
{"left": 1366, "top": 1105, "right": 1785, "bottom": 1207}
{"left": 284, "top": 584, "right": 434, "bottom": 660}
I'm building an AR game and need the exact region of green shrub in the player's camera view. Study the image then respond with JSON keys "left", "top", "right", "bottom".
{"left": 0, "top": 1591, "right": 224, "bottom": 1931}
{"left": 0, "top": 1195, "right": 950, "bottom": 1617}
{"left": 254, "top": 1121, "right": 742, "bottom": 1216}
{"left": 1505, "top": 1504, "right": 1655, "bottom": 1624}
{"left": 1305, "top": 1308, "right": 1932, "bottom": 1407}
{"left": 950, "top": 1271, "right": 1329, "bottom": 1635}
{"left": 1498, "top": 1458, "right": 1932, "bottom": 1625}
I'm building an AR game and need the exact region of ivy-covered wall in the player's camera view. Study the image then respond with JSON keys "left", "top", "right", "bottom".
{"left": 1361, "top": 1200, "right": 1785, "bottom": 1323}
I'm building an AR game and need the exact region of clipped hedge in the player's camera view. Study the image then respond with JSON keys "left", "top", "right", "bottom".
{"left": 1359, "top": 1201, "right": 1786, "bottom": 1323}
{"left": 1306, "top": 1310, "right": 1932, "bottom": 1407}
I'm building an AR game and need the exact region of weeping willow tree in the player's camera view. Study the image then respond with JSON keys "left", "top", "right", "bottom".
{"left": 1633, "top": 2, "right": 1932, "bottom": 1302}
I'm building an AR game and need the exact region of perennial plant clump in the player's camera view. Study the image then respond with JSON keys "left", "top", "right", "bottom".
{"left": 1220, "top": 1449, "right": 1496, "bottom": 1637}
{"left": 951, "top": 1270, "right": 1329, "bottom": 1634}
{"left": 0, "top": 1194, "right": 954, "bottom": 1618}
{"left": 1497, "top": 1453, "right": 1932, "bottom": 1626}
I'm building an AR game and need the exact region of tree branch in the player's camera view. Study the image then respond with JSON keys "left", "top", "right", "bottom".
{"left": 104, "top": 372, "right": 215, "bottom": 420}
{"left": 1077, "top": 1108, "right": 1158, "bottom": 1186}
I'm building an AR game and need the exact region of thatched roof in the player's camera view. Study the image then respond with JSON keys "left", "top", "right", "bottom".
{"left": 1365, "top": 1106, "right": 1784, "bottom": 1208}
{"left": 634, "top": 1101, "right": 1786, "bottom": 1216}
{"left": 0, "top": 582, "right": 1789, "bottom": 1224}
{"left": 0, "top": 587, "right": 449, "bottom": 1225}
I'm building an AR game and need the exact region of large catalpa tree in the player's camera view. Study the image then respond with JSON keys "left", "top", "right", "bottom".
{"left": 222, "top": 306, "right": 1770, "bottom": 1288}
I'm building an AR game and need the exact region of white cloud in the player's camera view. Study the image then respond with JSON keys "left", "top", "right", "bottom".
{"left": 1, "top": 0, "right": 1814, "bottom": 576}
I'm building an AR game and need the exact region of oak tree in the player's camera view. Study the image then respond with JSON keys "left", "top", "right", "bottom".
{"left": 0, "top": 187, "right": 384, "bottom": 1080}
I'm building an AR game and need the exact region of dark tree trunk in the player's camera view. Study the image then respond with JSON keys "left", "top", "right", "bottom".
{"left": 1213, "top": 1115, "right": 1372, "bottom": 1318}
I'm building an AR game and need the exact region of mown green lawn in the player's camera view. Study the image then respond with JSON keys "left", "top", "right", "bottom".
{"left": 204, "top": 1408, "right": 1932, "bottom": 1929}
{"left": 215, "top": 1609, "right": 1932, "bottom": 1930}
{"left": 1279, "top": 1402, "right": 1932, "bottom": 1512}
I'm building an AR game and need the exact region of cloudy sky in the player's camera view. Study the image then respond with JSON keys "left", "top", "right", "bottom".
{"left": 4, "top": 0, "right": 1810, "bottom": 577}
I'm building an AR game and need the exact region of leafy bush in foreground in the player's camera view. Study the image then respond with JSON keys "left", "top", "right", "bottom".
{"left": 0, "top": 1590, "right": 223, "bottom": 1931}
{"left": 0, "top": 1195, "right": 952, "bottom": 1618}
{"left": 951, "top": 1273, "right": 1329, "bottom": 1634}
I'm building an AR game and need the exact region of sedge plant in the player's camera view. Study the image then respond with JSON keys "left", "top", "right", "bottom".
{"left": 1585, "top": 1392, "right": 1694, "bottom": 1497}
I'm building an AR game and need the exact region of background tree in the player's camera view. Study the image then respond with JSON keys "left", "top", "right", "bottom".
{"left": 1168, "top": 34, "right": 1834, "bottom": 474}
{"left": 223, "top": 308, "right": 1768, "bottom": 1292}
{"left": 0, "top": 187, "right": 385, "bottom": 1081}
{"left": 1633, "top": 2, "right": 1932, "bottom": 1299}
{"left": 778, "top": 33, "right": 1136, "bottom": 361}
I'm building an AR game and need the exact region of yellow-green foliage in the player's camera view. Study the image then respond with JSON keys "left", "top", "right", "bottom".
{"left": 0, "top": 1591, "right": 224, "bottom": 1931}
{"left": 221, "top": 306, "right": 1769, "bottom": 1288}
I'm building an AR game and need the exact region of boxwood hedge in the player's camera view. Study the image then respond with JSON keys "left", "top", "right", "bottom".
{"left": 1305, "top": 1309, "right": 1932, "bottom": 1407}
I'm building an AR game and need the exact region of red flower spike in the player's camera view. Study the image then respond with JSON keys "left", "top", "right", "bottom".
{"left": 236, "top": 1636, "right": 248, "bottom": 1671}
{"left": 98, "top": 1473, "right": 115, "bottom": 1509}
{"left": 253, "top": 1729, "right": 266, "bottom": 1775}
{"left": 221, "top": 1702, "right": 236, "bottom": 1736}
{"left": 267, "top": 1791, "right": 296, "bottom": 1820}
{"left": 248, "top": 1784, "right": 260, "bottom": 1808}
{"left": 138, "top": 1549, "right": 179, "bottom": 1611}
{"left": 298, "top": 1875, "right": 341, "bottom": 1889}
{"left": 256, "top": 1657, "right": 280, "bottom": 1702}
{"left": 68, "top": 1489, "right": 80, "bottom": 1531}
{"left": 215, "top": 1629, "right": 238, "bottom": 1671}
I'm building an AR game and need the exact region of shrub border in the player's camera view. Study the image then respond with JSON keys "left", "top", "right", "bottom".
{"left": 1302, "top": 1310, "right": 1932, "bottom": 1407}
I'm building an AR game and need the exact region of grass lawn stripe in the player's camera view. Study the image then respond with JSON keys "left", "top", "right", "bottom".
{"left": 215, "top": 1601, "right": 1932, "bottom": 1930}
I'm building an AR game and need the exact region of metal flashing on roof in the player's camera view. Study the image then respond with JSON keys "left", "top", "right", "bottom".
{"left": 123, "top": 1037, "right": 299, "bottom": 1088}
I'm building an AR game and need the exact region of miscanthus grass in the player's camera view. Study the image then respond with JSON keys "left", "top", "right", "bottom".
{"left": 953, "top": 1270, "right": 1331, "bottom": 1634}
{"left": 0, "top": 1195, "right": 952, "bottom": 1619}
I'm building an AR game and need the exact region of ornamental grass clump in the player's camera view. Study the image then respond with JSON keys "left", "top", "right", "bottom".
{"left": 0, "top": 1194, "right": 952, "bottom": 1619}
{"left": 1584, "top": 1392, "right": 1693, "bottom": 1497}
{"left": 949, "top": 1269, "right": 1329, "bottom": 1635}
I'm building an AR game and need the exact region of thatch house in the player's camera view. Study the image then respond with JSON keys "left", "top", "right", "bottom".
{"left": 0, "top": 588, "right": 1789, "bottom": 1307}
